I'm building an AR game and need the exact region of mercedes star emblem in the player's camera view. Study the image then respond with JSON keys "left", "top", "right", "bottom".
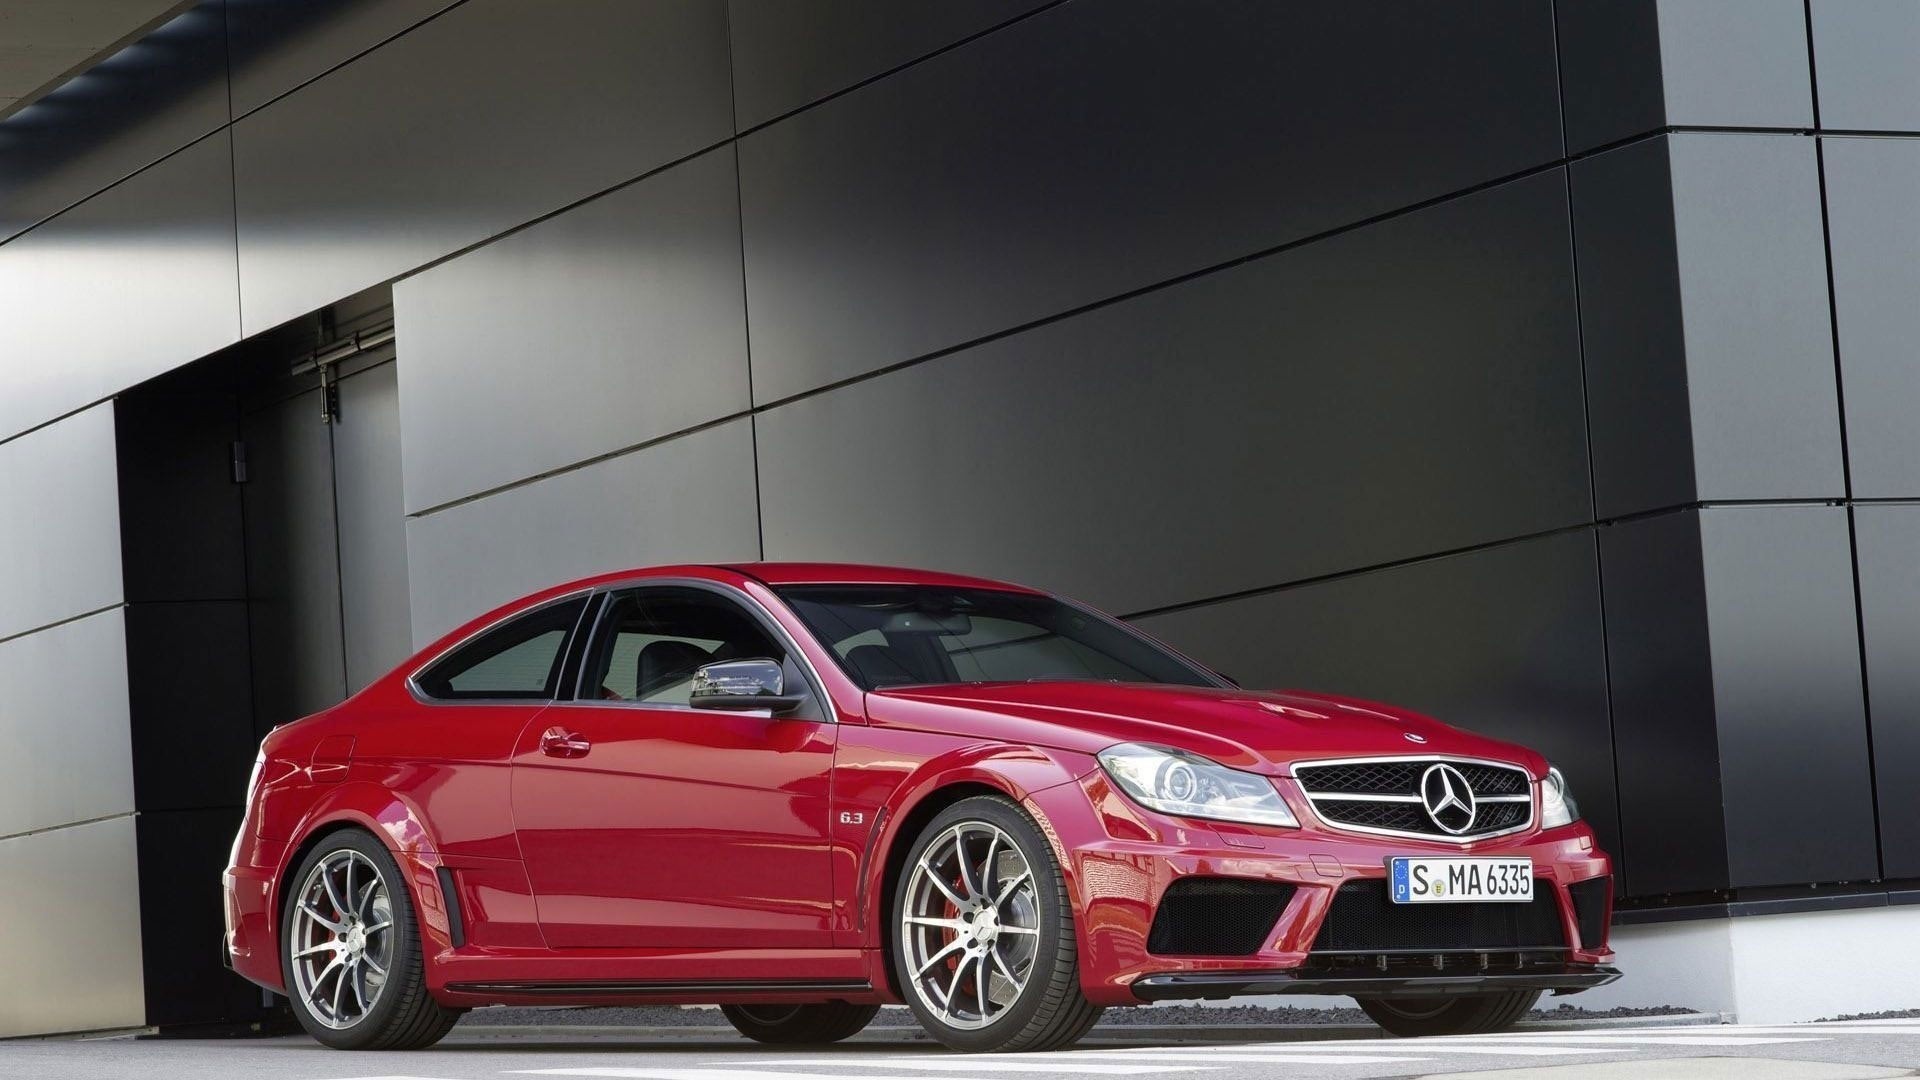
{"left": 1420, "top": 762, "right": 1477, "bottom": 835}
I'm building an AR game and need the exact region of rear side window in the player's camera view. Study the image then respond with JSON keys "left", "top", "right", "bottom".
{"left": 414, "top": 596, "right": 589, "bottom": 701}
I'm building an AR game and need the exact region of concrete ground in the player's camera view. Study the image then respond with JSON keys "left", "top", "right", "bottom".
{"left": 8, "top": 1017, "right": 1920, "bottom": 1080}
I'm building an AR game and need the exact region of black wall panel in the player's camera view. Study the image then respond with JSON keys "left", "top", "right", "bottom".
{"left": 757, "top": 171, "right": 1589, "bottom": 616}
{"left": 124, "top": 602, "right": 256, "bottom": 814}
{"left": 0, "top": 2, "right": 229, "bottom": 244}
{"left": 1137, "top": 531, "right": 1621, "bottom": 867}
{"left": 1810, "top": 0, "right": 1920, "bottom": 133}
{"left": 224, "top": 0, "right": 460, "bottom": 117}
{"left": 1599, "top": 510, "right": 1726, "bottom": 897}
{"left": 1569, "top": 137, "right": 1694, "bottom": 520}
{"left": 727, "top": 0, "right": 1048, "bottom": 130}
{"left": 1698, "top": 505, "right": 1876, "bottom": 889}
{"left": 231, "top": 0, "right": 732, "bottom": 334}
{"left": 1823, "top": 136, "right": 1920, "bottom": 499}
{"left": 738, "top": 0, "right": 1563, "bottom": 404}
{"left": 136, "top": 808, "right": 265, "bottom": 1027}
{"left": 115, "top": 367, "right": 246, "bottom": 605}
{"left": 1854, "top": 505, "right": 1920, "bottom": 880}
{"left": 1554, "top": 0, "right": 1665, "bottom": 153}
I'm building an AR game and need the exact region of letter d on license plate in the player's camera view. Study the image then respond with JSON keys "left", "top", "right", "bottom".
{"left": 1388, "top": 857, "right": 1533, "bottom": 903}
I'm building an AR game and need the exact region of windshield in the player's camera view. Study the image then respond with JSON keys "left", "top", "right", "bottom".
{"left": 774, "top": 585, "right": 1224, "bottom": 691}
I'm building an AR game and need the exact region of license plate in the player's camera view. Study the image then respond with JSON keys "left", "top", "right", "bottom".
{"left": 1388, "top": 857, "right": 1534, "bottom": 903}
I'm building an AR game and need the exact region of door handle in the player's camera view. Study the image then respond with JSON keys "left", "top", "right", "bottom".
{"left": 539, "top": 726, "right": 591, "bottom": 758}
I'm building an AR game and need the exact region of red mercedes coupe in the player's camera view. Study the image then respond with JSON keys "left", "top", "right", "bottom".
{"left": 223, "top": 563, "right": 1616, "bottom": 1052}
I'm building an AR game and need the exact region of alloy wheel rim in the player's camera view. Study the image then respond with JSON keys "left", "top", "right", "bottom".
{"left": 289, "top": 849, "right": 394, "bottom": 1029}
{"left": 900, "top": 821, "right": 1040, "bottom": 1030}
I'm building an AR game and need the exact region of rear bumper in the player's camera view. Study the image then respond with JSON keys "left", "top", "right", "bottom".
{"left": 1132, "top": 963, "right": 1622, "bottom": 1002}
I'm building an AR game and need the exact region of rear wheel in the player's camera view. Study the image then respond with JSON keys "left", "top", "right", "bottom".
{"left": 719, "top": 1002, "right": 880, "bottom": 1044}
{"left": 1357, "top": 989, "right": 1541, "bottom": 1037}
{"left": 891, "top": 795, "right": 1102, "bottom": 1052}
{"left": 281, "top": 829, "right": 463, "bottom": 1049}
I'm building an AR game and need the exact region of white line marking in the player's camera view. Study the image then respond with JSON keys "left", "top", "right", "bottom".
{"left": 1060, "top": 1045, "right": 1615, "bottom": 1057}
{"left": 517, "top": 1070, "right": 1010, "bottom": 1080}
{"left": 734, "top": 1061, "right": 1216, "bottom": 1074}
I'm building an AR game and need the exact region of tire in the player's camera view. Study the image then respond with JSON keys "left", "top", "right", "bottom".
{"left": 720, "top": 1002, "right": 881, "bottom": 1044}
{"left": 890, "top": 794, "right": 1102, "bottom": 1052}
{"left": 280, "top": 829, "right": 464, "bottom": 1050}
{"left": 1357, "top": 989, "right": 1542, "bottom": 1037}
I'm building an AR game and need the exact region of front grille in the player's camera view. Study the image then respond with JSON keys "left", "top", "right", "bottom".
{"left": 1294, "top": 757, "right": 1534, "bottom": 841}
{"left": 1148, "top": 878, "right": 1297, "bottom": 956}
{"left": 1568, "top": 876, "right": 1611, "bottom": 949}
{"left": 1312, "top": 879, "right": 1566, "bottom": 953}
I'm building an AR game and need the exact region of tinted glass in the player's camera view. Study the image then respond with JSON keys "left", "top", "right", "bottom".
{"left": 582, "top": 587, "right": 786, "bottom": 706}
{"left": 775, "top": 585, "right": 1220, "bottom": 690}
{"left": 415, "top": 595, "right": 588, "bottom": 700}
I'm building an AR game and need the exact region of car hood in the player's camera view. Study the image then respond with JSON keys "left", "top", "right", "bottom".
{"left": 864, "top": 681, "right": 1546, "bottom": 776}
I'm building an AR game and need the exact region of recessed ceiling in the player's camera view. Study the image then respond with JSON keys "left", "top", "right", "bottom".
{"left": 0, "top": 0, "right": 193, "bottom": 120}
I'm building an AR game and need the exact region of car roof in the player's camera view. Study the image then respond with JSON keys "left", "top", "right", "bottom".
{"left": 722, "top": 562, "right": 1045, "bottom": 593}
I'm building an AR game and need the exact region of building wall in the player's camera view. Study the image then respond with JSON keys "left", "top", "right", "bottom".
{"left": 4, "top": 0, "right": 1920, "bottom": 1033}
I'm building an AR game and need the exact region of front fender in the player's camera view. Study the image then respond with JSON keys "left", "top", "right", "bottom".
{"left": 857, "top": 742, "right": 1096, "bottom": 961}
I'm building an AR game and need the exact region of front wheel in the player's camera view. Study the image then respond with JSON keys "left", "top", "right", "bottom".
{"left": 1357, "top": 989, "right": 1541, "bottom": 1037}
{"left": 891, "top": 795, "right": 1102, "bottom": 1052}
{"left": 720, "top": 1002, "right": 880, "bottom": 1043}
{"left": 281, "top": 829, "right": 463, "bottom": 1049}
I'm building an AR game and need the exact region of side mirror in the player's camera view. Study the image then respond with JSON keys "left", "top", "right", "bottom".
{"left": 689, "top": 658, "right": 806, "bottom": 715}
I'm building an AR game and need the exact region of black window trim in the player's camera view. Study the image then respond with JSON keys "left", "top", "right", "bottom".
{"left": 548, "top": 577, "right": 836, "bottom": 723}
{"left": 405, "top": 588, "right": 597, "bottom": 706}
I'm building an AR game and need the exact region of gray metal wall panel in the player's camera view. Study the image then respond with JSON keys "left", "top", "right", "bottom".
{"left": 726, "top": 0, "right": 1047, "bottom": 130}
{"left": 1598, "top": 510, "right": 1726, "bottom": 897}
{"left": 0, "top": 3, "right": 229, "bottom": 244}
{"left": 1698, "top": 504, "right": 1877, "bottom": 888}
{"left": 241, "top": 388, "right": 347, "bottom": 728}
{"left": 1823, "top": 136, "right": 1920, "bottom": 498}
{"left": 1669, "top": 133, "right": 1844, "bottom": 503}
{"left": 0, "top": 131, "right": 239, "bottom": 443}
{"left": 1853, "top": 504, "right": 1920, "bottom": 879}
{"left": 1810, "top": 0, "right": 1920, "bottom": 132}
{"left": 757, "top": 172, "right": 1589, "bottom": 617}
{"left": 1554, "top": 0, "right": 1665, "bottom": 153}
{"left": 224, "top": 0, "right": 460, "bottom": 117}
{"left": 231, "top": 0, "right": 732, "bottom": 335}
{"left": 333, "top": 361, "right": 414, "bottom": 692}
{"left": 1655, "top": 0, "right": 1813, "bottom": 129}
{"left": 738, "top": 0, "right": 1563, "bottom": 403}
{"left": 1136, "top": 530, "right": 1621, "bottom": 864}
{"left": 0, "top": 817, "right": 145, "bottom": 1038}
{"left": 1570, "top": 137, "right": 1695, "bottom": 519}
{"left": 405, "top": 419, "right": 761, "bottom": 645}
{"left": 0, "top": 404, "right": 125, "bottom": 641}
{"left": 0, "top": 610, "right": 133, "bottom": 840}
{"left": 393, "top": 148, "right": 748, "bottom": 514}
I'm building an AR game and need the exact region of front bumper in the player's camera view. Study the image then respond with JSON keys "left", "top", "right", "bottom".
{"left": 1024, "top": 771, "right": 1616, "bottom": 1007}
{"left": 1133, "top": 963, "right": 1622, "bottom": 1001}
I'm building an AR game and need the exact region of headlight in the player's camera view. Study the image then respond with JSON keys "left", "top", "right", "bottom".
{"left": 1541, "top": 766, "right": 1580, "bottom": 828}
{"left": 1097, "top": 743, "right": 1298, "bottom": 828}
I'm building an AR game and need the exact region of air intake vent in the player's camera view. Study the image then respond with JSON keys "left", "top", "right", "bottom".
{"left": 1312, "top": 879, "right": 1566, "bottom": 953}
{"left": 1568, "top": 876, "right": 1611, "bottom": 950}
{"left": 1147, "top": 878, "right": 1297, "bottom": 956}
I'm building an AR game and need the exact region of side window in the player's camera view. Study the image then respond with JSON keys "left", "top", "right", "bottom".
{"left": 582, "top": 587, "right": 785, "bottom": 707}
{"left": 415, "top": 596, "right": 589, "bottom": 700}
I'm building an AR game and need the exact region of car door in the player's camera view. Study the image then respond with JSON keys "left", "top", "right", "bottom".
{"left": 510, "top": 583, "right": 838, "bottom": 949}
